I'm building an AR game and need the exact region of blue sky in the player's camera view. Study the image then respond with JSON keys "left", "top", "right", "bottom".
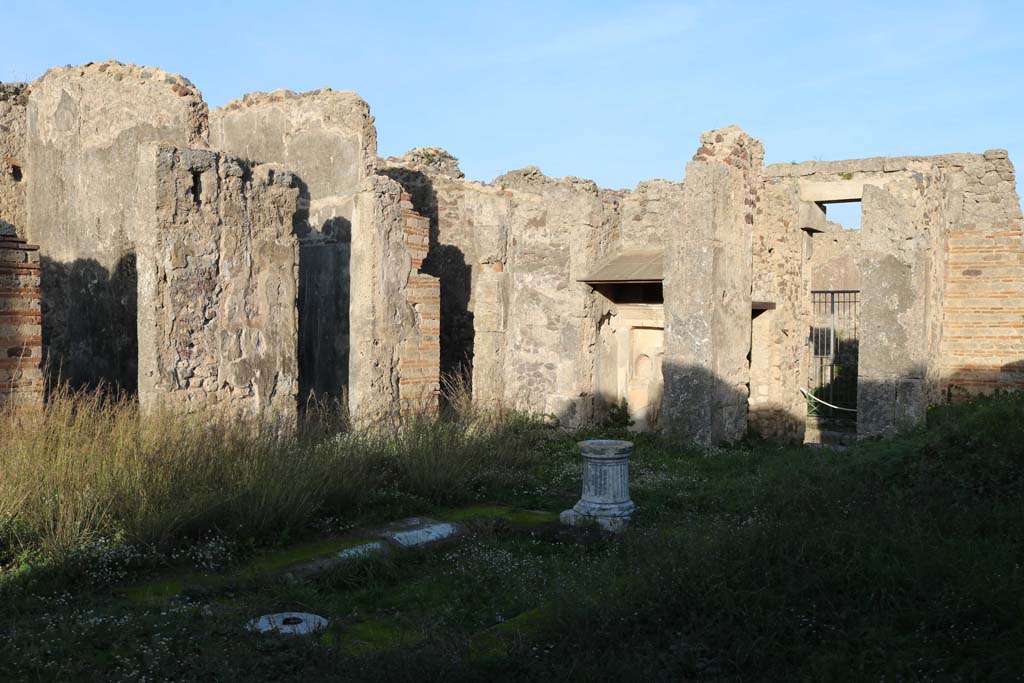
{"left": 4, "top": 1, "right": 1023, "bottom": 191}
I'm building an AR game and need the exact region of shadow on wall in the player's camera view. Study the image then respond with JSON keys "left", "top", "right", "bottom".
{"left": 379, "top": 167, "right": 474, "bottom": 390}
{"left": 547, "top": 357, "right": 1024, "bottom": 445}
{"left": 943, "top": 359, "right": 1024, "bottom": 401}
{"left": 294, "top": 174, "right": 351, "bottom": 407}
{"left": 40, "top": 254, "right": 138, "bottom": 394}
{"left": 540, "top": 361, "right": 807, "bottom": 446}
{"left": 657, "top": 361, "right": 758, "bottom": 446}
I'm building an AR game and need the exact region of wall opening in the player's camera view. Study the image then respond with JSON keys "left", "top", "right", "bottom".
{"left": 806, "top": 290, "right": 859, "bottom": 430}
{"left": 818, "top": 200, "right": 862, "bottom": 230}
{"left": 748, "top": 306, "right": 772, "bottom": 410}
{"left": 586, "top": 279, "right": 664, "bottom": 432}
{"left": 588, "top": 282, "right": 663, "bottom": 304}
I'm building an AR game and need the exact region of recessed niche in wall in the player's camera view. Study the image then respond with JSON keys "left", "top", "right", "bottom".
{"left": 818, "top": 200, "right": 861, "bottom": 230}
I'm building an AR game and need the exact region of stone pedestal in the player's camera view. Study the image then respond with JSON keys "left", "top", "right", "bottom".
{"left": 561, "top": 439, "right": 635, "bottom": 532}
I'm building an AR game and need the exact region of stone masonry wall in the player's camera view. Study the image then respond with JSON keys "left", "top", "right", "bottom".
{"left": 857, "top": 184, "right": 931, "bottom": 435}
{"left": 0, "top": 83, "right": 28, "bottom": 237}
{"left": 25, "top": 61, "right": 208, "bottom": 391}
{"left": 380, "top": 149, "right": 511, "bottom": 387}
{"left": 663, "top": 126, "right": 761, "bottom": 445}
{"left": 349, "top": 175, "right": 440, "bottom": 421}
{"left": 0, "top": 231, "right": 43, "bottom": 409}
{"left": 617, "top": 180, "right": 681, "bottom": 250}
{"left": 211, "top": 89, "right": 377, "bottom": 405}
{"left": 491, "top": 167, "right": 612, "bottom": 426}
{"left": 135, "top": 146, "right": 300, "bottom": 420}
{"left": 936, "top": 150, "right": 1024, "bottom": 396}
{"left": 765, "top": 150, "right": 1024, "bottom": 436}
{"left": 399, "top": 194, "right": 441, "bottom": 414}
{"left": 210, "top": 89, "right": 376, "bottom": 234}
{"left": 748, "top": 176, "right": 807, "bottom": 443}
{"left": 382, "top": 150, "right": 677, "bottom": 425}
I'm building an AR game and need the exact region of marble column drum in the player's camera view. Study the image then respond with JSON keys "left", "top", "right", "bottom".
{"left": 561, "top": 439, "right": 635, "bottom": 532}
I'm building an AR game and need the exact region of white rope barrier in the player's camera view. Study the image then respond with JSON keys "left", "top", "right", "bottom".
{"left": 800, "top": 387, "right": 857, "bottom": 413}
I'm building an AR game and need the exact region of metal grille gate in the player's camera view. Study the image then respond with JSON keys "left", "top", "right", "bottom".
{"left": 807, "top": 290, "right": 859, "bottom": 418}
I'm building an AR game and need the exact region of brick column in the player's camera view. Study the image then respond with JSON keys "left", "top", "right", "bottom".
{"left": 399, "top": 193, "right": 440, "bottom": 415}
{"left": 0, "top": 233, "right": 43, "bottom": 409}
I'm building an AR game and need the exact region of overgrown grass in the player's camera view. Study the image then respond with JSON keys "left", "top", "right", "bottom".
{"left": 477, "top": 391, "right": 1024, "bottom": 681}
{"left": 0, "top": 385, "right": 546, "bottom": 573}
{"left": 1, "top": 390, "right": 1022, "bottom": 681}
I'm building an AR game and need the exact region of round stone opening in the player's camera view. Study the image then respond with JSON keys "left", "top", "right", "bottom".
{"left": 245, "top": 612, "right": 328, "bottom": 635}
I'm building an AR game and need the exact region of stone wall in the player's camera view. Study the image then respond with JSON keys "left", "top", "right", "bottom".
{"left": 770, "top": 150, "right": 1024, "bottom": 438}
{"left": 617, "top": 180, "right": 680, "bottom": 250}
{"left": 135, "top": 146, "right": 300, "bottom": 420}
{"left": 0, "top": 83, "right": 28, "bottom": 237}
{"left": 0, "top": 231, "right": 43, "bottom": 409}
{"left": 748, "top": 174, "right": 807, "bottom": 443}
{"left": 210, "top": 89, "right": 376, "bottom": 234}
{"left": 764, "top": 149, "right": 1024, "bottom": 437}
{"left": 380, "top": 149, "right": 510, "bottom": 384}
{"left": 857, "top": 184, "right": 931, "bottom": 435}
{"left": 349, "top": 175, "right": 440, "bottom": 421}
{"left": 211, "top": 89, "right": 377, "bottom": 405}
{"left": 663, "top": 126, "right": 761, "bottom": 445}
{"left": 382, "top": 150, "right": 678, "bottom": 427}
{"left": 25, "top": 61, "right": 208, "bottom": 391}
{"left": 399, "top": 195, "right": 441, "bottom": 414}
{"left": 8, "top": 58, "right": 1022, "bottom": 437}
{"left": 935, "top": 150, "right": 1024, "bottom": 396}
{"left": 489, "top": 168, "right": 610, "bottom": 426}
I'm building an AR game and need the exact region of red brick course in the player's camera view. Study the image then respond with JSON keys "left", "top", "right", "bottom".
{"left": 398, "top": 205, "right": 440, "bottom": 415}
{"left": 939, "top": 223, "right": 1024, "bottom": 396}
{"left": 0, "top": 237, "right": 43, "bottom": 409}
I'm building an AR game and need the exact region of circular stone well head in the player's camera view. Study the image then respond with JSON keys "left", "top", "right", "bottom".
{"left": 577, "top": 439, "right": 634, "bottom": 459}
{"left": 245, "top": 612, "right": 328, "bottom": 635}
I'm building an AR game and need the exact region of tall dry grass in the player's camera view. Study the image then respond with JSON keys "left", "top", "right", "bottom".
{"left": 0, "top": 384, "right": 542, "bottom": 566}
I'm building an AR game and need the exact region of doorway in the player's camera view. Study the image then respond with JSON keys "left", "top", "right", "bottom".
{"left": 807, "top": 290, "right": 859, "bottom": 430}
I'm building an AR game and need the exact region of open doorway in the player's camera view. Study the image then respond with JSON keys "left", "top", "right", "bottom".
{"left": 806, "top": 290, "right": 860, "bottom": 439}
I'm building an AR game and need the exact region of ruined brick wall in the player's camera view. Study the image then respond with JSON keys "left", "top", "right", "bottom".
{"left": 349, "top": 176, "right": 440, "bottom": 420}
{"left": 0, "top": 83, "right": 28, "bottom": 237}
{"left": 0, "top": 232, "right": 43, "bottom": 409}
{"left": 135, "top": 146, "right": 300, "bottom": 420}
{"left": 380, "top": 150, "right": 510, "bottom": 386}
{"left": 663, "top": 126, "right": 761, "bottom": 445}
{"left": 25, "top": 61, "right": 208, "bottom": 392}
{"left": 936, "top": 150, "right": 1024, "bottom": 396}
{"left": 399, "top": 195, "right": 440, "bottom": 414}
